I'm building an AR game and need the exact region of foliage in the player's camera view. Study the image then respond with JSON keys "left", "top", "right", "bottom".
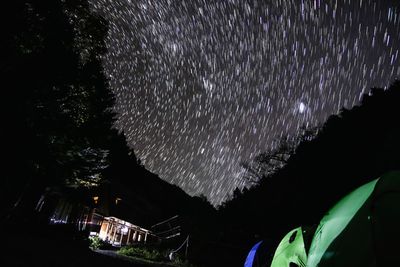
{"left": 118, "top": 246, "right": 165, "bottom": 262}
{"left": 88, "top": 235, "right": 106, "bottom": 250}
{"left": 2, "top": 0, "right": 117, "bottom": 214}
{"left": 117, "top": 246, "right": 198, "bottom": 267}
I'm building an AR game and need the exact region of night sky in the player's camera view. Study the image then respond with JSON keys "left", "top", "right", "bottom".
{"left": 89, "top": 0, "right": 400, "bottom": 205}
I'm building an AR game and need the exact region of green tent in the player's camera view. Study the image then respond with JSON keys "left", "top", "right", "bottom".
{"left": 270, "top": 227, "right": 308, "bottom": 267}
{"left": 307, "top": 171, "right": 400, "bottom": 267}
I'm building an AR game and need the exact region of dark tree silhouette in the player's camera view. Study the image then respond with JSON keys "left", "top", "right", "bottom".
{"left": 217, "top": 80, "right": 400, "bottom": 267}
{"left": 2, "top": 0, "right": 115, "bottom": 218}
{"left": 241, "top": 126, "right": 319, "bottom": 185}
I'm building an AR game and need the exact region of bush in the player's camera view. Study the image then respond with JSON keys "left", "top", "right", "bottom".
{"left": 118, "top": 246, "right": 165, "bottom": 262}
{"left": 88, "top": 236, "right": 105, "bottom": 250}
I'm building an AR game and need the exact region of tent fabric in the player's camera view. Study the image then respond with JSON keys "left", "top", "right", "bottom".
{"left": 270, "top": 227, "right": 307, "bottom": 267}
{"left": 244, "top": 241, "right": 263, "bottom": 267}
{"left": 306, "top": 171, "right": 400, "bottom": 267}
{"left": 306, "top": 179, "right": 378, "bottom": 267}
{"left": 243, "top": 239, "right": 279, "bottom": 267}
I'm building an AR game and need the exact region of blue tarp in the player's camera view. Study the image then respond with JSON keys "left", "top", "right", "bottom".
{"left": 244, "top": 241, "right": 263, "bottom": 267}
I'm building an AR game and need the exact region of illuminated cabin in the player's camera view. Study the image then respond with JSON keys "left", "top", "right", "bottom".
{"left": 97, "top": 216, "right": 158, "bottom": 246}
{"left": 36, "top": 186, "right": 161, "bottom": 246}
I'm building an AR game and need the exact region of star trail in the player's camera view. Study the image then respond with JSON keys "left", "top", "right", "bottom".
{"left": 89, "top": 0, "right": 400, "bottom": 205}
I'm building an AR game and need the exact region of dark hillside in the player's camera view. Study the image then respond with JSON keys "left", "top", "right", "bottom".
{"left": 218, "top": 80, "right": 400, "bottom": 266}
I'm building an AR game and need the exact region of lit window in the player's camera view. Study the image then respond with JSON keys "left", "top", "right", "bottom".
{"left": 93, "top": 196, "right": 99, "bottom": 204}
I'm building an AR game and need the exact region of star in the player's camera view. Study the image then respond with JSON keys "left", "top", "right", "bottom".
{"left": 89, "top": 0, "right": 400, "bottom": 205}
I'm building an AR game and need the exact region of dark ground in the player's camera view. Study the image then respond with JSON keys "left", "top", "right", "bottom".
{"left": 0, "top": 222, "right": 173, "bottom": 267}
